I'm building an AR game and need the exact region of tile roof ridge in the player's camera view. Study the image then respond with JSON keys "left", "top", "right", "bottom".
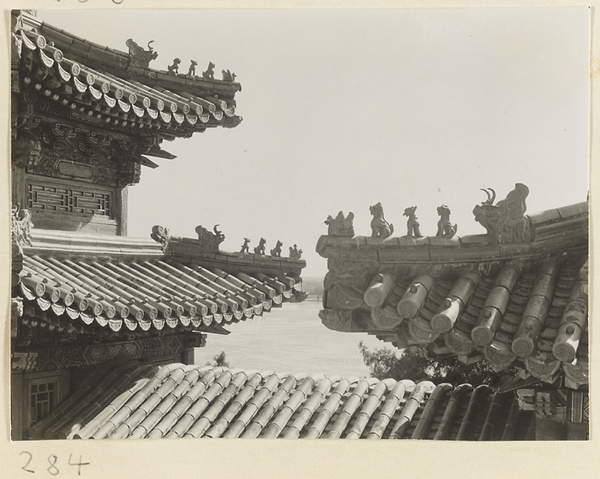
{"left": 203, "top": 372, "right": 262, "bottom": 438}
{"left": 282, "top": 376, "right": 333, "bottom": 439}
{"left": 176, "top": 370, "right": 235, "bottom": 438}
{"left": 345, "top": 380, "right": 391, "bottom": 439}
{"left": 141, "top": 368, "right": 203, "bottom": 439}
{"left": 260, "top": 376, "right": 316, "bottom": 439}
{"left": 366, "top": 379, "right": 414, "bottom": 439}
{"left": 388, "top": 380, "right": 436, "bottom": 439}
{"left": 90, "top": 363, "right": 185, "bottom": 439}
{"left": 181, "top": 370, "right": 248, "bottom": 439}
{"left": 144, "top": 368, "right": 204, "bottom": 439}
{"left": 411, "top": 383, "right": 454, "bottom": 439}
{"left": 31, "top": 16, "right": 231, "bottom": 88}
{"left": 433, "top": 383, "right": 475, "bottom": 440}
{"left": 455, "top": 384, "right": 494, "bottom": 440}
{"left": 111, "top": 365, "right": 188, "bottom": 439}
{"left": 221, "top": 373, "right": 281, "bottom": 438}
{"left": 71, "top": 369, "right": 154, "bottom": 440}
{"left": 163, "top": 369, "right": 225, "bottom": 438}
{"left": 242, "top": 375, "right": 298, "bottom": 438}
{"left": 303, "top": 378, "right": 353, "bottom": 439}
{"left": 28, "top": 360, "right": 144, "bottom": 439}
{"left": 26, "top": 229, "right": 165, "bottom": 259}
{"left": 324, "top": 378, "right": 372, "bottom": 439}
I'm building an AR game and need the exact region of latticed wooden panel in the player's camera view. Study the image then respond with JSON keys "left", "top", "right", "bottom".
{"left": 27, "top": 183, "right": 112, "bottom": 217}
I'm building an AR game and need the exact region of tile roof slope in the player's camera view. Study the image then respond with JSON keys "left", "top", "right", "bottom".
{"left": 15, "top": 12, "right": 242, "bottom": 145}
{"left": 34, "top": 362, "right": 536, "bottom": 440}
{"left": 16, "top": 229, "right": 306, "bottom": 337}
{"left": 316, "top": 199, "right": 589, "bottom": 389}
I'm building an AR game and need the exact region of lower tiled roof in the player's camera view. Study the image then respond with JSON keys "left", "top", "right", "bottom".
{"left": 18, "top": 254, "right": 303, "bottom": 335}
{"left": 32, "top": 362, "right": 536, "bottom": 440}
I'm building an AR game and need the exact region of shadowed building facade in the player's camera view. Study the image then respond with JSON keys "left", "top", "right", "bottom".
{"left": 10, "top": 10, "right": 305, "bottom": 440}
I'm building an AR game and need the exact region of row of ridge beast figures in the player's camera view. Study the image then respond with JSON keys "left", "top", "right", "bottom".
{"left": 240, "top": 238, "right": 303, "bottom": 259}
{"left": 151, "top": 225, "right": 302, "bottom": 259}
{"left": 126, "top": 38, "right": 236, "bottom": 82}
{"left": 325, "top": 183, "right": 530, "bottom": 243}
{"left": 325, "top": 203, "right": 458, "bottom": 239}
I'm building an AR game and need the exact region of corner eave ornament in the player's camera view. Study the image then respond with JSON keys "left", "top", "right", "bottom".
{"left": 473, "top": 183, "right": 531, "bottom": 243}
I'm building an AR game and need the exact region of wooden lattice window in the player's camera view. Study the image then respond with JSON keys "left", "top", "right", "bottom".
{"left": 27, "top": 183, "right": 112, "bottom": 217}
{"left": 29, "top": 380, "right": 56, "bottom": 427}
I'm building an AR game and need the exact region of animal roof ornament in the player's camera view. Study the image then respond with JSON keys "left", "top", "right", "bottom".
{"left": 195, "top": 224, "right": 225, "bottom": 253}
{"left": 473, "top": 183, "right": 531, "bottom": 243}
{"left": 126, "top": 39, "right": 157, "bottom": 68}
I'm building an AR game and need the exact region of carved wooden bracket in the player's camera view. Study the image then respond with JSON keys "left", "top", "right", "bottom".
{"left": 11, "top": 351, "right": 38, "bottom": 371}
{"left": 11, "top": 204, "right": 33, "bottom": 254}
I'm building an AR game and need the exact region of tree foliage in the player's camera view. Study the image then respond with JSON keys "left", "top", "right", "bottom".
{"left": 207, "top": 351, "right": 230, "bottom": 368}
{"left": 359, "top": 341, "right": 500, "bottom": 387}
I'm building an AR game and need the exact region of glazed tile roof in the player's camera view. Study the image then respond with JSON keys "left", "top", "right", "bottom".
{"left": 14, "top": 12, "right": 242, "bottom": 144}
{"left": 16, "top": 229, "right": 305, "bottom": 336}
{"left": 317, "top": 199, "right": 588, "bottom": 389}
{"left": 29, "top": 362, "right": 537, "bottom": 440}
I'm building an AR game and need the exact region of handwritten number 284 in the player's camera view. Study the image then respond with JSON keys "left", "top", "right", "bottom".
{"left": 20, "top": 452, "right": 90, "bottom": 475}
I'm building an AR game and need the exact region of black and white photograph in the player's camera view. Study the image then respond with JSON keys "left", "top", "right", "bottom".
{"left": 4, "top": 2, "right": 596, "bottom": 476}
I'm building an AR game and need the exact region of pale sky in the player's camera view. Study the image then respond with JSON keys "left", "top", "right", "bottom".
{"left": 36, "top": 8, "right": 590, "bottom": 277}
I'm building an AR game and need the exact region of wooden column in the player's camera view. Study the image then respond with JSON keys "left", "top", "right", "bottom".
{"left": 117, "top": 186, "right": 128, "bottom": 236}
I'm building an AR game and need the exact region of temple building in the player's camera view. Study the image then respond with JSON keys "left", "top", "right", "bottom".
{"left": 9, "top": 10, "right": 305, "bottom": 440}
{"left": 10, "top": 11, "right": 588, "bottom": 442}
{"left": 34, "top": 186, "right": 587, "bottom": 442}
